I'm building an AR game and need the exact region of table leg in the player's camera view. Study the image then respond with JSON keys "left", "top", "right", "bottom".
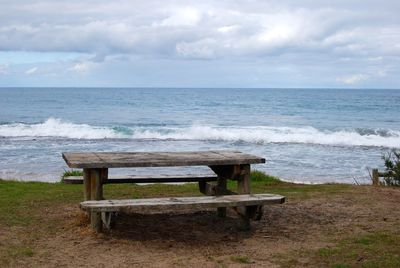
{"left": 236, "top": 164, "right": 251, "bottom": 229}
{"left": 100, "top": 168, "right": 108, "bottom": 185}
{"left": 217, "top": 177, "right": 227, "bottom": 217}
{"left": 88, "top": 168, "right": 103, "bottom": 232}
{"left": 237, "top": 164, "right": 251, "bottom": 194}
{"left": 209, "top": 165, "right": 235, "bottom": 218}
{"left": 83, "top": 169, "right": 91, "bottom": 201}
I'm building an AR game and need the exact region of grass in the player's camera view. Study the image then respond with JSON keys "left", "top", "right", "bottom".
{"left": 278, "top": 232, "right": 400, "bottom": 268}
{"left": 0, "top": 171, "right": 396, "bottom": 267}
{"left": 250, "top": 170, "right": 282, "bottom": 185}
{"left": 60, "top": 169, "right": 83, "bottom": 182}
{"left": 316, "top": 232, "right": 400, "bottom": 267}
{"left": 0, "top": 171, "right": 353, "bottom": 228}
{"left": 231, "top": 255, "right": 254, "bottom": 264}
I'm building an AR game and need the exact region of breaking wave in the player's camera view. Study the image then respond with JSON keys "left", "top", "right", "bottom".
{"left": 0, "top": 118, "right": 399, "bottom": 147}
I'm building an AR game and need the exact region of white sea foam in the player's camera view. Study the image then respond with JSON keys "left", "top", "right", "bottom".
{"left": 0, "top": 118, "right": 124, "bottom": 139}
{"left": 1, "top": 118, "right": 399, "bottom": 147}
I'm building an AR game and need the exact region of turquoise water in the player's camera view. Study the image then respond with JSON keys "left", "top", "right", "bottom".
{"left": 0, "top": 88, "right": 399, "bottom": 183}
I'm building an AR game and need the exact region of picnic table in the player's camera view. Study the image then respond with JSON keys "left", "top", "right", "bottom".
{"left": 62, "top": 150, "right": 285, "bottom": 232}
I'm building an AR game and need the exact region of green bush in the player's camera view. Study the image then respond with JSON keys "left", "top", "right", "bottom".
{"left": 382, "top": 149, "right": 400, "bottom": 186}
{"left": 60, "top": 169, "right": 83, "bottom": 182}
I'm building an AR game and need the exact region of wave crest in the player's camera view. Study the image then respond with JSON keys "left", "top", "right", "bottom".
{"left": 0, "top": 118, "right": 124, "bottom": 139}
{"left": 0, "top": 118, "right": 399, "bottom": 147}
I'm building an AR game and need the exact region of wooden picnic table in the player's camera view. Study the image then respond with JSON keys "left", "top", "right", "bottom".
{"left": 62, "top": 150, "right": 284, "bottom": 232}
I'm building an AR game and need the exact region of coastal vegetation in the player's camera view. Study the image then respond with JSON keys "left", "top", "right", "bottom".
{"left": 382, "top": 149, "right": 400, "bottom": 186}
{"left": 60, "top": 169, "right": 83, "bottom": 181}
{"left": 1, "top": 172, "right": 399, "bottom": 267}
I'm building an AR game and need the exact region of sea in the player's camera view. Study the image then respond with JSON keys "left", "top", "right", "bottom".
{"left": 0, "top": 87, "right": 399, "bottom": 184}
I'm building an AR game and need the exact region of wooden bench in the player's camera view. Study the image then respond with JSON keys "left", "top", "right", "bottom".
{"left": 63, "top": 174, "right": 218, "bottom": 184}
{"left": 62, "top": 150, "right": 285, "bottom": 232}
{"left": 81, "top": 194, "right": 285, "bottom": 230}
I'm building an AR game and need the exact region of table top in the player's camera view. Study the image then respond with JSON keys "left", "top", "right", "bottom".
{"left": 62, "top": 150, "right": 265, "bottom": 168}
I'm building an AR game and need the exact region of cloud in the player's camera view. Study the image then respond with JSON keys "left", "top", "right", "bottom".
{"left": 25, "top": 67, "right": 37, "bottom": 75}
{"left": 69, "top": 61, "right": 97, "bottom": 73}
{"left": 0, "top": 0, "right": 399, "bottom": 87}
{"left": 154, "top": 7, "right": 202, "bottom": 27}
{"left": 0, "top": 1, "right": 399, "bottom": 60}
{"left": 337, "top": 74, "right": 369, "bottom": 85}
{"left": 0, "top": 64, "right": 9, "bottom": 74}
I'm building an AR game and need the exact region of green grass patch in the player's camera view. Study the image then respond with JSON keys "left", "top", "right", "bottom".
{"left": 279, "top": 232, "right": 400, "bottom": 268}
{"left": 60, "top": 169, "right": 83, "bottom": 181}
{"left": 231, "top": 255, "right": 253, "bottom": 264}
{"left": 251, "top": 170, "right": 283, "bottom": 185}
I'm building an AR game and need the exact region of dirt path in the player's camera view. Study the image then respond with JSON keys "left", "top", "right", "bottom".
{"left": 7, "top": 186, "right": 400, "bottom": 267}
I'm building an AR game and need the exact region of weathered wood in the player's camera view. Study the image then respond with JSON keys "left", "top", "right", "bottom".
{"left": 80, "top": 194, "right": 285, "bottom": 213}
{"left": 90, "top": 169, "right": 103, "bottom": 200}
{"left": 209, "top": 164, "right": 252, "bottom": 217}
{"left": 101, "top": 212, "right": 114, "bottom": 230}
{"left": 83, "top": 169, "right": 91, "bottom": 201}
{"left": 198, "top": 181, "right": 236, "bottom": 196}
{"left": 91, "top": 212, "right": 102, "bottom": 232}
{"left": 209, "top": 165, "right": 233, "bottom": 217}
{"left": 89, "top": 168, "right": 103, "bottom": 232}
{"left": 64, "top": 150, "right": 267, "bottom": 233}
{"left": 100, "top": 168, "right": 108, "bottom": 184}
{"left": 237, "top": 164, "right": 251, "bottom": 194}
{"left": 63, "top": 174, "right": 218, "bottom": 184}
{"left": 372, "top": 168, "right": 379, "bottom": 186}
{"left": 62, "top": 150, "right": 265, "bottom": 168}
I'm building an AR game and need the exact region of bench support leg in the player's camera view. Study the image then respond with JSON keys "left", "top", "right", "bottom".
{"left": 101, "top": 212, "right": 115, "bottom": 230}
{"left": 91, "top": 212, "right": 102, "bottom": 232}
{"left": 217, "top": 177, "right": 227, "bottom": 217}
{"left": 235, "top": 205, "right": 263, "bottom": 230}
{"left": 209, "top": 165, "right": 229, "bottom": 218}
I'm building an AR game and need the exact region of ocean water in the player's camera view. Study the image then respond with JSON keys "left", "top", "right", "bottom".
{"left": 0, "top": 87, "right": 399, "bottom": 183}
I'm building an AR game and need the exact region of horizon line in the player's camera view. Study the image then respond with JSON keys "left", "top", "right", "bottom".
{"left": 0, "top": 86, "right": 399, "bottom": 90}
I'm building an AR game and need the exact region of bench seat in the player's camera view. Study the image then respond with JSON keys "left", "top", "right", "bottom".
{"left": 63, "top": 174, "right": 218, "bottom": 184}
{"left": 80, "top": 193, "right": 285, "bottom": 213}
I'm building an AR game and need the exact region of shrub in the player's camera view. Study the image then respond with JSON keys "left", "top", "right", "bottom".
{"left": 250, "top": 170, "right": 283, "bottom": 185}
{"left": 60, "top": 169, "right": 83, "bottom": 182}
{"left": 382, "top": 149, "right": 400, "bottom": 186}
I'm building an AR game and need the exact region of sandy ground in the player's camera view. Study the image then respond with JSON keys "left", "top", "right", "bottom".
{"left": 6, "top": 186, "right": 400, "bottom": 267}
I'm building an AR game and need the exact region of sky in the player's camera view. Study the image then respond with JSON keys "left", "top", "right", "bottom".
{"left": 0, "top": 0, "right": 399, "bottom": 88}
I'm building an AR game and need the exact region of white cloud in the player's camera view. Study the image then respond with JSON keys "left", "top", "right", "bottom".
{"left": 69, "top": 61, "right": 96, "bottom": 73}
{"left": 155, "top": 7, "right": 202, "bottom": 27}
{"left": 25, "top": 67, "right": 37, "bottom": 74}
{"left": 0, "top": 64, "right": 9, "bottom": 74}
{"left": 217, "top": 25, "right": 239, "bottom": 34}
{"left": 337, "top": 74, "right": 369, "bottom": 85}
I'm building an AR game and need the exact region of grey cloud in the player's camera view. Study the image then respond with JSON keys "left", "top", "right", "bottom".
{"left": 0, "top": 0, "right": 399, "bottom": 87}
{"left": 0, "top": 0, "right": 399, "bottom": 61}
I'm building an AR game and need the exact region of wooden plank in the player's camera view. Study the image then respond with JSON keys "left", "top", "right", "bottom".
{"left": 372, "top": 168, "right": 379, "bottom": 186}
{"left": 237, "top": 164, "right": 251, "bottom": 194}
{"left": 83, "top": 169, "right": 91, "bottom": 200}
{"left": 89, "top": 169, "right": 103, "bottom": 232}
{"left": 62, "top": 150, "right": 265, "bottom": 168}
{"left": 63, "top": 174, "right": 218, "bottom": 184}
{"left": 80, "top": 194, "right": 285, "bottom": 213}
{"left": 198, "top": 181, "right": 236, "bottom": 196}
